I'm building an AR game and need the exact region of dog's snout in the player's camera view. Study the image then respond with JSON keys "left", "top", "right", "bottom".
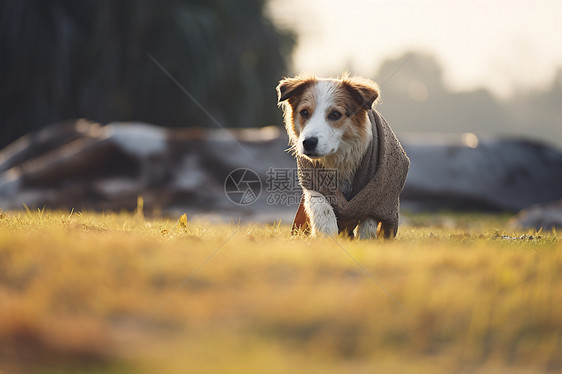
{"left": 302, "top": 137, "right": 318, "bottom": 152}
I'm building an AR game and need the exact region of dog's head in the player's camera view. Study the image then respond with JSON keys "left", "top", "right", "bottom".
{"left": 277, "top": 74, "right": 379, "bottom": 159}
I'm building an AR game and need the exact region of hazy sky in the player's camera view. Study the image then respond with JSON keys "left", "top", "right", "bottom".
{"left": 267, "top": 0, "right": 562, "bottom": 98}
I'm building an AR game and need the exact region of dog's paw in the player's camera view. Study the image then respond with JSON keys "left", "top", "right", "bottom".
{"left": 356, "top": 218, "right": 379, "bottom": 240}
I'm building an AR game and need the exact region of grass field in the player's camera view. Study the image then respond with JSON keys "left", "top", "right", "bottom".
{"left": 0, "top": 209, "right": 560, "bottom": 373}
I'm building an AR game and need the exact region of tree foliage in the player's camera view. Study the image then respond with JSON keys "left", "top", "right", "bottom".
{"left": 0, "top": 0, "right": 294, "bottom": 148}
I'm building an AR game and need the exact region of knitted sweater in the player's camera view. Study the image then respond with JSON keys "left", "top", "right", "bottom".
{"left": 292, "top": 109, "right": 410, "bottom": 238}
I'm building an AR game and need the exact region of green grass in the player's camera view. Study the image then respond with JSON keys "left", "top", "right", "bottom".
{"left": 0, "top": 209, "right": 560, "bottom": 373}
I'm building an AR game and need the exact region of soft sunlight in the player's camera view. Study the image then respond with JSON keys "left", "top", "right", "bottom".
{"left": 267, "top": 0, "right": 562, "bottom": 98}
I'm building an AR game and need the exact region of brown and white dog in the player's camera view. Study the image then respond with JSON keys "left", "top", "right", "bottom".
{"left": 277, "top": 74, "right": 409, "bottom": 238}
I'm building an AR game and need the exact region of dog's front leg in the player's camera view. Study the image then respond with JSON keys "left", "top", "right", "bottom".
{"left": 303, "top": 190, "right": 338, "bottom": 237}
{"left": 356, "top": 218, "right": 379, "bottom": 240}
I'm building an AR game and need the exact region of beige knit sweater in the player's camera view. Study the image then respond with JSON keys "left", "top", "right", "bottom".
{"left": 292, "top": 109, "right": 410, "bottom": 238}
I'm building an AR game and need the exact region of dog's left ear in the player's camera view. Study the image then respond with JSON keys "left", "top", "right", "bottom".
{"left": 342, "top": 77, "right": 380, "bottom": 110}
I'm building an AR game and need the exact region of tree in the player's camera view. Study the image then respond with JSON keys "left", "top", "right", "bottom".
{"left": 0, "top": 0, "right": 295, "bottom": 148}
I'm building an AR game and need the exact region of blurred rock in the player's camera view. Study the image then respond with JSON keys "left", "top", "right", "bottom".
{"left": 510, "top": 200, "right": 562, "bottom": 230}
{"left": 401, "top": 133, "right": 562, "bottom": 212}
{"left": 0, "top": 120, "right": 296, "bottom": 222}
{"left": 1, "top": 121, "right": 561, "bottom": 221}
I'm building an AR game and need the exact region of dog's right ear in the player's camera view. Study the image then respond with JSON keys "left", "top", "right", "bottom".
{"left": 276, "top": 76, "right": 313, "bottom": 104}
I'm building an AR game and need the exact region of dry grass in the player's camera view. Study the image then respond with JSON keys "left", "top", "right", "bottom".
{"left": 0, "top": 209, "right": 560, "bottom": 373}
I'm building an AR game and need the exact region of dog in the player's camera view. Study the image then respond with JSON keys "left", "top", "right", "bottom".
{"left": 277, "top": 74, "right": 410, "bottom": 238}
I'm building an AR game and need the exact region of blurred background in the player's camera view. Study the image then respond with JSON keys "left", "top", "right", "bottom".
{"left": 0, "top": 0, "right": 561, "bottom": 223}
{"left": 271, "top": 0, "right": 562, "bottom": 149}
{"left": 0, "top": 0, "right": 294, "bottom": 147}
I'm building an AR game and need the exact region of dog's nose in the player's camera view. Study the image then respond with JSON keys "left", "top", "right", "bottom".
{"left": 302, "top": 137, "right": 318, "bottom": 152}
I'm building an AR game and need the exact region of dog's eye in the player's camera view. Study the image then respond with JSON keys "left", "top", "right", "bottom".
{"left": 300, "top": 109, "right": 310, "bottom": 119}
{"left": 328, "top": 110, "right": 342, "bottom": 121}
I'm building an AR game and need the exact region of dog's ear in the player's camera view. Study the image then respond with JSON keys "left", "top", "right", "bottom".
{"left": 276, "top": 76, "right": 314, "bottom": 104}
{"left": 342, "top": 77, "right": 380, "bottom": 110}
